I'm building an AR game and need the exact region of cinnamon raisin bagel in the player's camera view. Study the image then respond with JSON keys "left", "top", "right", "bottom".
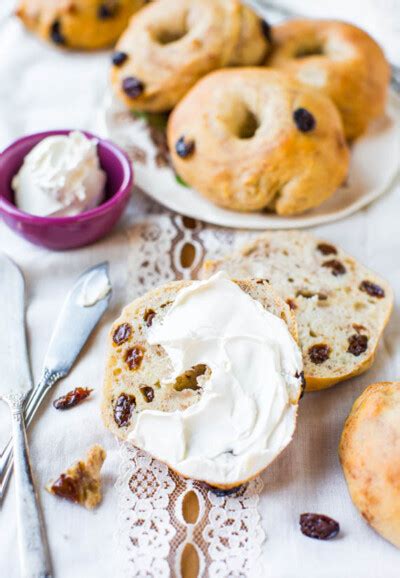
{"left": 16, "top": 0, "right": 146, "bottom": 50}
{"left": 111, "top": 0, "right": 270, "bottom": 112}
{"left": 267, "top": 20, "right": 390, "bottom": 140}
{"left": 167, "top": 68, "right": 350, "bottom": 215}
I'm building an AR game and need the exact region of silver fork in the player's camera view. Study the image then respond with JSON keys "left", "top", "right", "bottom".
{"left": 0, "top": 262, "right": 112, "bottom": 501}
{"left": 246, "top": 0, "right": 400, "bottom": 93}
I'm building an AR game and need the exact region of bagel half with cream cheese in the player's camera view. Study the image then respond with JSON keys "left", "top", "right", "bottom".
{"left": 102, "top": 274, "right": 304, "bottom": 489}
{"left": 111, "top": 0, "right": 270, "bottom": 112}
{"left": 167, "top": 68, "right": 349, "bottom": 215}
{"left": 267, "top": 20, "right": 390, "bottom": 140}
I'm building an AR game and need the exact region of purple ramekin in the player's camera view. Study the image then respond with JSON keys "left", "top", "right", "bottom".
{"left": 0, "top": 130, "right": 133, "bottom": 250}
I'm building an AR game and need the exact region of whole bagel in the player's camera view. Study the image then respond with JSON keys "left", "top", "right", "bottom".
{"left": 167, "top": 68, "right": 350, "bottom": 216}
{"left": 267, "top": 20, "right": 390, "bottom": 140}
{"left": 16, "top": 0, "right": 146, "bottom": 50}
{"left": 339, "top": 382, "right": 400, "bottom": 549}
{"left": 111, "top": 0, "right": 270, "bottom": 112}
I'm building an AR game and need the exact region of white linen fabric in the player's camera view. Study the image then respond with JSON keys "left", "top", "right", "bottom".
{"left": 0, "top": 1, "right": 400, "bottom": 578}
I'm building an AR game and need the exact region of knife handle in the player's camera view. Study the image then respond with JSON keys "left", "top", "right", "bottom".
{"left": 11, "top": 403, "right": 52, "bottom": 578}
{"left": 0, "top": 370, "right": 61, "bottom": 499}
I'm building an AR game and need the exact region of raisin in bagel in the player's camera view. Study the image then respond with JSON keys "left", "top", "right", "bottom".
{"left": 102, "top": 276, "right": 304, "bottom": 489}
{"left": 167, "top": 68, "right": 349, "bottom": 215}
{"left": 111, "top": 0, "right": 270, "bottom": 112}
{"left": 339, "top": 382, "right": 400, "bottom": 548}
{"left": 16, "top": 0, "right": 146, "bottom": 50}
{"left": 267, "top": 20, "right": 390, "bottom": 140}
{"left": 202, "top": 231, "right": 393, "bottom": 391}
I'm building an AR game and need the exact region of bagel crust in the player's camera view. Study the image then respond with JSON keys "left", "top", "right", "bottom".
{"left": 268, "top": 20, "right": 390, "bottom": 140}
{"left": 339, "top": 382, "right": 400, "bottom": 549}
{"left": 167, "top": 68, "right": 349, "bottom": 215}
{"left": 111, "top": 0, "right": 270, "bottom": 112}
{"left": 16, "top": 0, "right": 146, "bottom": 50}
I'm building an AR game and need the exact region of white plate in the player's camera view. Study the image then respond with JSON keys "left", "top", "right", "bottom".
{"left": 103, "top": 91, "right": 400, "bottom": 230}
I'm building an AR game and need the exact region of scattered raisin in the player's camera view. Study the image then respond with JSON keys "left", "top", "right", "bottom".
{"left": 140, "top": 386, "right": 154, "bottom": 403}
{"left": 175, "top": 136, "right": 195, "bottom": 158}
{"left": 53, "top": 387, "right": 93, "bottom": 410}
{"left": 125, "top": 346, "right": 144, "bottom": 370}
{"left": 317, "top": 243, "right": 337, "bottom": 256}
{"left": 260, "top": 20, "right": 272, "bottom": 43}
{"left": 144, "top": 309, "right": 156, "bottom": 327}
{"left": 113, "top": 394, "right": 136, "bottom": 427}
{"left": 50, "top": 474, "right": 79, "bottom": 503}
{"left": 113, "top": 323, "right": 132, "bottom": 345}
{"left": 308, "top": 344, "right": 330, "bottom": 364}
{"left": 112, "top": 51, "right": 128, "bottom": 66}
{"left": 204, "top": 483, "right": 245, "bottom": 496}
{"left": 293, "top": 108, "right": 316, "bottom": 132}
{"left": 286, "top": 298, "right": 297, "bottom": 310}
{"left": 50, "top": 20, "right": 66, "bottom": 45}
{"left": 296, "top": 371, "right": 307, "bottom": 398}
{"left": 322, "top": 259, "right": 346, "bottom": 276}
{"left": 97, "top": 2, "right": 118, "bottom": 19}
{"left": 300, "top": 513, "right": 340, "bottom": 540}
{"left": 347, "top": 334, "right": 368, "bottom": 356}
{"left": 359, "top": 280, "right": 385, "bottom": 298}
{"left": 122, "top": 76, "right": 145, "bottom": 99}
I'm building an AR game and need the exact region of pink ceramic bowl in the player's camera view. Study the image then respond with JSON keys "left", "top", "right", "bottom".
{"left": 0, "top": 130, "right": 133, "bottom": 250}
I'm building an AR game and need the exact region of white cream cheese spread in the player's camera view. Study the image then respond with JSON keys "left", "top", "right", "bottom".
{"left": 12, "top": 131, "right": 106, "bottom": 217}
{"left": 129, "top": 272, "right": 303, "bottom": 486}
{"left": 76, "top": 267, "right": 111, "bottom": 308}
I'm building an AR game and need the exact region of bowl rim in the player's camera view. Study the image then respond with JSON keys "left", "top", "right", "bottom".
{"left": 0, "top": 129, "right": 133, "bottom": 225}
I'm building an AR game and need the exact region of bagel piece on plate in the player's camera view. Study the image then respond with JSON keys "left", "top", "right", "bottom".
{"left": 267, "top": 20, "right": 390, "bottom": 140}
{"left": 111, "top": 0, "right": 270, "bottom": 112}
{"left": 339, "top": 382, "right": 400, "bottom": 548}
{"left": 102, "top": 273, "right": 304, "bottom": 489}
{"left": 167, "top": 68, "right": 349, "bottom": 215}
{"left": 16, "top": 0, "right": 146, "bottom": 50}
{"left": 202, "top": 231, "right": 393, "bottom": 392}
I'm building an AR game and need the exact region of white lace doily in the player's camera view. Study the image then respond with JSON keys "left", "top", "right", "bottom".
{"left": 115, "top": 213, "right": 265, "bottom": 577}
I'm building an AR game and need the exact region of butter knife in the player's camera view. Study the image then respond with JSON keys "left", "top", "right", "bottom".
{"left": 0, "top": 254, "right": 52, "bottom": 578}
{"left": 0, "top": 261, "right": 112, "bottom": 500}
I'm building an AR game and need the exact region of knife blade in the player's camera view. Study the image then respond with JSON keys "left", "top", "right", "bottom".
{"left": 0, "top": 254, "right": 32, "bottom": 401}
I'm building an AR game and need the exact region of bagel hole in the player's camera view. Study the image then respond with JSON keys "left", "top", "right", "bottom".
{"left": 154, "top": 22, "right": 188, "bottom": 45}
{"left": 295, "top": 44, "right": 324, "bottom": 58}
{"left": 172, "top": 364, "right": 209, "bottom": 392}
{"left": 236, "top": 108, "right": 260, "bottom": 139}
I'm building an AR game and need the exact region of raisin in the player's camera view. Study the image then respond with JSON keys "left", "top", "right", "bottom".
{"left": 296, "top": 371, "right": 307, "bottom": 398}
{"left": 204, "top": 483, "right": 245, "bottom": 496}
{"left": 53, "top": 387, "right": 93, "bottom": 410}
{"left": 260, "top": 20, "right": 272, "bottom": 43}
{"left": 113, "top": 323, "right": 132, "bottom": 345}
{"left": 322, "top": 259, "right": 346, "bottom": 276}
{"left": 50, "top": 474, "right": 79, "bottom": 503}
{"left": 50, "top": 20, "right": 66, "bottom": 45}
{"left": 175, "top": 136, "right": 195, "bottom": 158}
{"left": 144, "top": 309, "right": 156, "bottom": 327}
{"left": 97, "top": 2, "right": 118, "bottom": 19}
{"left": 300, "top": 513, "right": 340, "bottom": 540}
{"left": 122, "top": 76, "right": 145, "bottom": 99}
{"left": 113, "top": 394, "right": 136, "bottom": 427}
{"left": 125, "top": 346, "right": 144, "bottom": 370}
{"left": 308, "top": 344, "right": 330, "bottom": 364}
{"left": 317, "top": 243, "right": 337, "bottom": 256}
{"left": 112, "top": 51, "right": 128, "bottom": 66}
{"left": 347, "top": 334, "right": 368, "bottom": 356}
{"left": 286, "top": 298, "right": 297, "bottom": 310}
{"left": 359, "top": 280, "right": 385, "bottom": 298}
{"left": 293, "top": 108, "right": 316, "bottom": 132}
{"left": 140, "top": 386, "right": 154, "bottom": 403}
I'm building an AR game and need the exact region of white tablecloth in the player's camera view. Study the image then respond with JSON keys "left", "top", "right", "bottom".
{"left": 0, "top": 2, "right": 400, "bottom": 577}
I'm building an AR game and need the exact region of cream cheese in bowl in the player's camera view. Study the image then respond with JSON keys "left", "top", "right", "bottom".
{"left": 12, "top": 131, "right": 106, "bottom": 217}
